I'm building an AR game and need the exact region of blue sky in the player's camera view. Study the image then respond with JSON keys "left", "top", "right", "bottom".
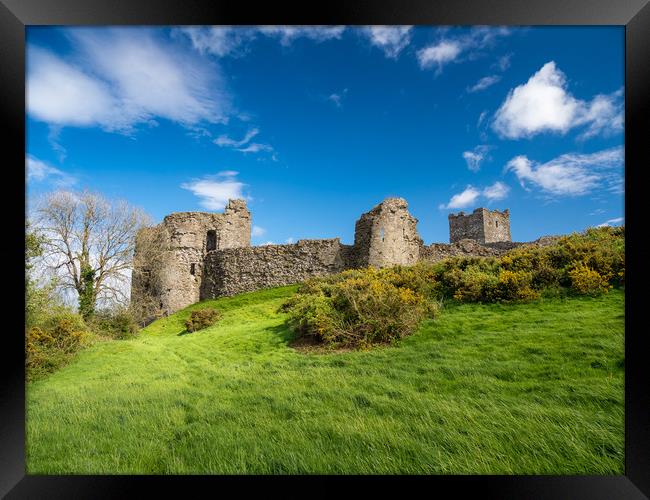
{"left": 26, "top": 26, "right": 624, "bottom": 245}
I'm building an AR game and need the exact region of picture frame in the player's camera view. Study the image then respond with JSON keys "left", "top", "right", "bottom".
{"left": 2, "top": 0, "right": 648, "bottom": 496}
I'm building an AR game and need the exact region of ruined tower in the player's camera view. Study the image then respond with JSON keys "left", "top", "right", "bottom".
{"left": 131, "top": 199, "right": 251, "bottom": 320}
{"left": 448, "top": 207, "right": 511, "bottom": 244}
{"left": 353, "top": 197, "right": 423, "bottom": 268}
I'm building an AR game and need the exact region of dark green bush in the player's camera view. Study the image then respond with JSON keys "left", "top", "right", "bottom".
{"left": 185, "top": 308, "right": 221, "bottom": 332}
{"left": 89, "top": 309, "right": 139, "bottom": 340}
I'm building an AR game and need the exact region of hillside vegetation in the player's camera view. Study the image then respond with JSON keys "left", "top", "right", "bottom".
{"left": 27, "top": 285, "right": 624, "bottom": 474}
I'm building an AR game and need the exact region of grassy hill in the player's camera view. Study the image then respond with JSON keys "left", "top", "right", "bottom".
{"left": 26, "top": 285, "right": 624, "bottom": 474}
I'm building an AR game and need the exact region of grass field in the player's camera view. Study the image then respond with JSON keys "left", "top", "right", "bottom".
{"left": 26, "top": 286, "right": 624, "bottom": 474}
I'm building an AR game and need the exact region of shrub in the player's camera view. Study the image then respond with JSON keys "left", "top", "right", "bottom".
{"left": 496, "top": 269, "right": 539, "bottom": 302}
{"left": 568, "top": 262, "right": 612, "bottom": 296}
{"left": 185, "top": 308, "right": 221, "bottom": 332}
{"left": 451, "top": 265, "right": 499, "bottom": 303}
{"left": 282, "top": 225, "right": 624, "bottom": 349}
{"left": 283, "top": 268, "right": 435, "bottom": 349}
{"left": 89, "top": 309, "right": 139, "bottom": 340}
{"left": 26, "top": 310, "right": 91, "bottom": 381}
{"left": 40, "top": 312, "right": 90, "bottom": 353}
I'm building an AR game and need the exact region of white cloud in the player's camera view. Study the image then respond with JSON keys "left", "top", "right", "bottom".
{"left": 505, "top": 146, "right": 623, "bottom": 196}
{"left": 494, "top": 53, "right": 512, "bottom": 71}
{"left": 285, "top": 237, "right": 295, "bottom": 244}
{"left": 440, "top": 180, "right": 511, "bottom": 210}
{"left": 328, "top": 88, "right": 348, "bottom": 108}
{"left": 173, "top": 26, "right": 255, "bottom": 57}
{"left": 260, "top": 241, "right": 275, "bottom": 246}
{"left": 493, "top": 61, "right": 623, "bottom": 140}
{"left": 214, "top": 127, "right": 275, "bottom": 156}
{"left": 467, "top": 74, "right": 501, "bottom": 93}
{"left": 363, "top": 26, "right": 412, "bottom": 59}
{"left": 477, "top": 110, "right": 488, "bottom": 128}
{"left": 482, "top": 181, "right": 510, "bottom": 200}
{"left": 27, "top": 47, "right": 118, "bottom": 128}
{"left": 417, "top": 26, "right": 511, "bottom": 72}
{"left": 26, "top": 155, "right": 77, "bottom": 187}
{"left": 258, "top": 26, "right": 345, "bottom": 46}
{"left": 214, "top": 128, "right": 259, "bottom": 147}
{"left": 439, "top": 186, "right": 481, "bottom": 209}
{"left": 252, "top": 225, "right": 266, "bottom": 237}
{"left": 462, "top": 145, "right": 493, "bottom": 172}
{"left": 417, "top": 41, "right": 462, "bottom": 70}
{"left": 596, "top": 217, "right": 624, "bottom": 228}
{"left": 578, "top": 89, "right": 624, "bottom": 140}
{"left": 180, "top": 171, "right": 246, "bottom": 210}
{"left": 236, "top": 143, "right": 274, "bottom": 154}
{"left": 27, "top": 28, "right": 230, "bottom": 133}
{"left": 175, "top": 26, "right": 345, "bottom": 56}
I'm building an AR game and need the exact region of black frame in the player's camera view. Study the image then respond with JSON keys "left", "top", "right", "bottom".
{"left": 2, "top": 0, "right": 648, "bottom": 497}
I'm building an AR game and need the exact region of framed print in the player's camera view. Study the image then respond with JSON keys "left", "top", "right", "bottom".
{"left": 2, "top": 0, "right": 649, "bottom": 497}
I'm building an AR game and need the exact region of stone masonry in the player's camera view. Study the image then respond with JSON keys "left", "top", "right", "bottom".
{"left": 131, "top": 199, "right": 250, "bottom": 316}
{"left": 353, "top": 198, "right": 423, "bottom": 268}
{"left": 448, "top": 208, "right": 511, "bottom": 244}
{"left": 131, "top": 198, "right": 516, "bottom": 318}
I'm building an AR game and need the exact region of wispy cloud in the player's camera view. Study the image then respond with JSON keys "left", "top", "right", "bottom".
{"left": 467, "top": 74, "right": 501, "bottom": 93}
{"left": 493, "top": 61, "right": 623, "bottom": 140}
{"left": 214, "top": 127, "right": 275, "bottom": 157}
{"left": 173, "top": 26, "right": 256, "bottom": 57}
{"left": 328, "top": 88, "right": 348, "bottom": 108}
{"left": 417, "top": 26, "right": 511, "bottom": 73}
{"left": 482, "top": 181, "right": 510, "bottom": 201}
{"left": 214, "top": 128, "right": 259, "bottom": 147}
{"left": 236, "top": 143, "right": 274, "bottom": 154}
{"left": 596, "top": 217, "right": 624, "bottom": 228}
{"left": 27, "top": 28, "right": 230, "bottom": 133}
{"left": 462, "top": 145, "right": 493, "bottom": 172}
{"left": 175, "top": 26, "right": 346, "bottom": 56}
{"left": 252, "top": 225, "right": 266, "bottom": 237}
{"left": 439, "top": 181, "right": 510, "bottom": 209}
{"left": 493, "top": 53, "right": 512, "bottom": 71}
{"left": 257, "top": 26, "right": 345, "bottom": 46}
{"left": 180, "top": 171, "right": 247, "bottom": 210}
{"left": 362, "top": 26, "right": 412, "bottom": 59}
{"left": 26, "top": 155, "right": 77, "bottom": 187}
{"left": 505, "top": 146, "right": 624, "bottom": 196}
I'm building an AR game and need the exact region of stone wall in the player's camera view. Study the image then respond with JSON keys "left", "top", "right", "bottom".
{"left": 131, "top": 199, "right": 251, "bottom": 318}
{"left": 421, "top": 239, "right": 521, "bottom": 262}
{"left": 448, "top": 209, "right": 485, "bottom": 243}
{"left": 483, "top": 208, "right": 511, "bottom": 243}
{"left": 132, "top": 196, "right": 526, "bottom": 317}
{"left": 448, "top": 208, "right": 511, "bottom": 244}
{"left": 201, "top": 239, "right": 354, "bottom": 298}
{"left": 354, "top": 198, "right": 422, "bottom": 268}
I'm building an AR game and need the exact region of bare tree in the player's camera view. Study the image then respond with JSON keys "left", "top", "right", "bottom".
{"left": 33, "top": 190, "right": 152, "bottom": 318}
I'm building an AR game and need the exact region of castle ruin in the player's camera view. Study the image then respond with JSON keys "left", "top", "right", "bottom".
{"left": 448, "top": 208, "right": 511, "bottom": 244}
{"left": 131, "top": 198, "right": 514, "bottom": 319}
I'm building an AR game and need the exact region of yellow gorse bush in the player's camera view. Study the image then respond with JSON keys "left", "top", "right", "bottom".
{"left": 569, "top": 262, "right": 612, "bottom": 296}
{"left": 282, "top": 226, "right": 624, "bottom": 348}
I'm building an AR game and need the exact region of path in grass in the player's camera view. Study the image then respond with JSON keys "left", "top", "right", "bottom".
{"left": 26, "top": 286, "right": 624, "bottom": 474}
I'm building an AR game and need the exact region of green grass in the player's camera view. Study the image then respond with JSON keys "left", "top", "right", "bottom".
{"left": 26, "top": 286, "right": 624, "bottom": 474}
